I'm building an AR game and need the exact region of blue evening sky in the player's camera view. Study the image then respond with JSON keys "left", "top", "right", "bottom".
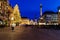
{"left": 9, "top": 0, "right": 60, "bottom": 19}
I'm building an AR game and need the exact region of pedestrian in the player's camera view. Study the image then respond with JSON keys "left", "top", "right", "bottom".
{"left": 11, "top": 23, "right": 16, "bottom": 32}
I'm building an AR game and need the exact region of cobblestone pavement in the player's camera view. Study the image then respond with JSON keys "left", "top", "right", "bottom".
{"left": 0, "top": 26, "right": 60, "bottom": 40}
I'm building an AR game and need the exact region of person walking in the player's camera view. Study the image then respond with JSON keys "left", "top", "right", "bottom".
{"left": 11, "top": 23, "right": 16, "bottom": 32}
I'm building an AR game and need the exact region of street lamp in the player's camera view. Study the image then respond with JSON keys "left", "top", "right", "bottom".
{"left": 59, "top": 9, "right": 60, "bottom": 12}
{"left": 11, "top": 17, "right": 14, "bottom": 20}
{"left": 10, "top": 17, "right": 15, "bottom": 26}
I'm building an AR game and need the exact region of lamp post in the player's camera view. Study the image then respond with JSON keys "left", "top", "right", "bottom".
{"left": 10, "top": 17, "right": 14, "bottom": 26}
{"left": 11, "top": 17, "right": 14, "bottom": 21}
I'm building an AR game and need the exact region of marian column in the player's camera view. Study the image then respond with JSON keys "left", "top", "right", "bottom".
{"left": 40, "top": 4, "right": 42, "bottom": 17}
{"left": 40, "top": 4, "right": 43, "bottom": 20}
{"left": 39, "top": 4, "right": 45, "bottom": 23}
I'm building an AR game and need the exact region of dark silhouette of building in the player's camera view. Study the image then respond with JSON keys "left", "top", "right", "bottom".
{"left": 43, "top": 11, "right": 58, "bottom": 25}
